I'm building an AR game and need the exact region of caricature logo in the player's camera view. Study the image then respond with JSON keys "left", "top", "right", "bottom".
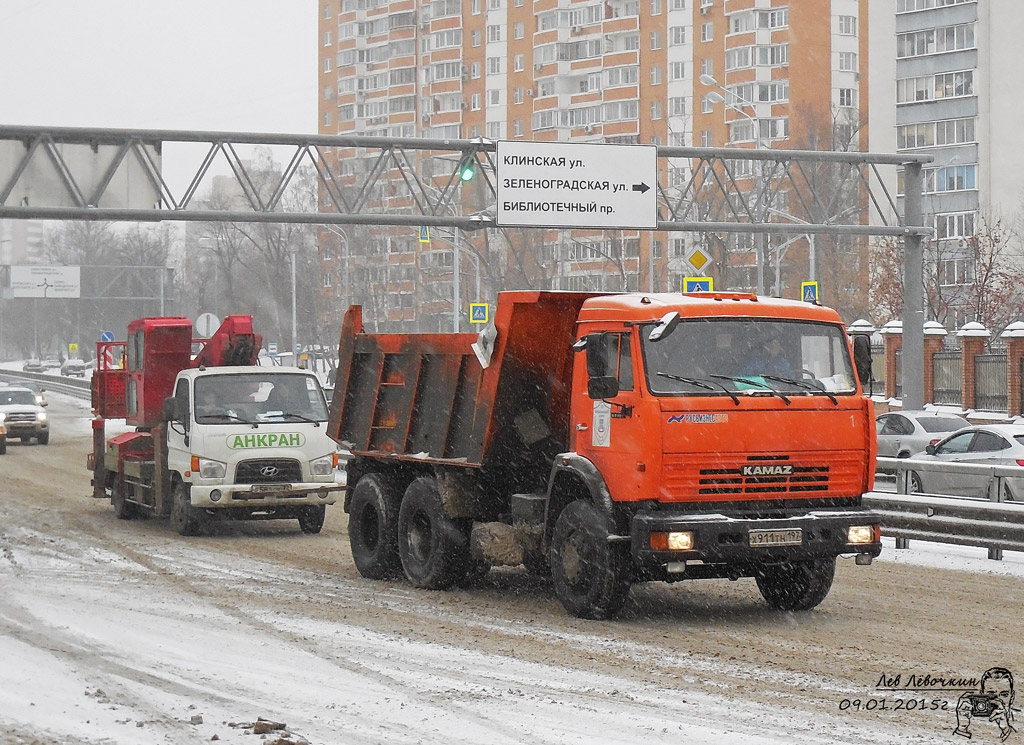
{"left": 953, "top": 668, "right": 1017, "bottom": 742}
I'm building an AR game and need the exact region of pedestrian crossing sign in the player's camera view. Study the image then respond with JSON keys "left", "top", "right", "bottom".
{"left": 470, "top": 303, "right": 489, "bottom": 324}
{"left": 801, "top": 281, "right": 820, "bottom": 304}
{"left": 418, "top": 226, "right": 430, "bottom": 243}
{"left": 683, "top": 277, "right": 714, "bottom": 293}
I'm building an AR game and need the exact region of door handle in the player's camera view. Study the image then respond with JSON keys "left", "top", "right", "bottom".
{"left": 576, "top": 424, "right": 588, "bottom": 431}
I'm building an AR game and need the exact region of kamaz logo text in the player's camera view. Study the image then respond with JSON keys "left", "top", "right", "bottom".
{"left": 742, "top": 464, "right": 793, "bottom": 476}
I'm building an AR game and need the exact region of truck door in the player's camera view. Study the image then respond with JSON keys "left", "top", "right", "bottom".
{"left": 165, "top": 379, "right": 190, "bottom": 473}
{"left": 574, "top": 331, "right": 650, "bottom": 501}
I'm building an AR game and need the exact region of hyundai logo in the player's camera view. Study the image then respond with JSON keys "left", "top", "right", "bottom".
{"left": 259, "top": 466, "right": 280, "bottom": 477}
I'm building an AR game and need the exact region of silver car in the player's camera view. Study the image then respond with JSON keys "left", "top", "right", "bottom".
{"left": 907, "top": 423, "right": 1024, "bottom": 499}
{"left": 876, "top": 410, "right": 970, "bottom": 459}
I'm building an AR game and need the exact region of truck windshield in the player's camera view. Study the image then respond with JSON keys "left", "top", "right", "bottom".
{"left": 641, "top": 318, "right": 857, "bottom": 396}
{"left": 194, "top": 373, "right": 329, "bottom": 423}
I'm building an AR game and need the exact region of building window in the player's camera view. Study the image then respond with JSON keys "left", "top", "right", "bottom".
{"left": 650, "top": 66, "right": 662, "bottom": 85}
{"left": 650, "top": 100, "right": 663, "bottom": 120}
{"left": 838, "top": 88, "right": 855, "bottom": 107}
{"left": 838, "top": 15, "right": 857, "bottom": 35}
{"left": 701, "top": 58, "right": 713, "bottom": 76}
{"left": 472, "top": 0, "right": 481, "bottom": 13}
{"left": 669, "top": 96, "right": 686, "bottom": 116}
{"left": 487, "top": 57, "right": 502, "bottom": 74}
{"left": 323, "top": 58, "right": 332, "bottom": 73}
{"left": 838, "top": 51, "right": 857, "bottom": 71}
{"left": 323, "top": 4, "right": 332, "bottom": 19}
{"left": 323, "top": 111, "right": 332, "bottom": 127}
{"left": 924, "top": 164, "right": 977, "bottom": 193}
{"left": 936, "top": 212, "right": 976, "bottom": 240}
{"left": 897, "top": 0, "right": 972, "bottom": 13}
{"left": 324, "top": 31, "right": 332, "bottom": 46}
{"left": 514, "top": 119, "right": 523, "bottom": 137}
{"left": 700, "top": 22, "right": 713, "bottom": 42}
{"left": 701, "top": 130, "right": 713, "bottom": 147}
{"left": 671, "top": 0, "right": 686, "bottom": 8}
{"left": 323, "top": 273, "right": 332, "bottom": 288}
{"left": 514, "top": 21, "right": 524, "bottom": 39}
{"left": 487, "top": 25, "right": 502, "bottom": 42}
{"left": 471, "top": 62, "right": 482, "bottom": 78}
{"left": 669, "top": 61, "right": 686, "bottom": 80}
{"left": 670, "top": 26, "right": 686, "bottom": 45}
{"left": 701, "top": 94, "right": 714, "bottom": 113}
{"left": 897, "top": 24, "right": 976, "bottom": 58}
{"left": 472, "top": 29, "right": 481, "bottom": 46}
{"left": 471, "top": 93, "right": 482, "bottom": 110}
{"left": 514, "top": 54, "right": 524, "bottom": 72}
{"left": 650, "top": 31, "right": 662, "bottom": 50}
{"left": 488, "top": 89, "right": 500, "bottom": 105}
{"left": 896, "top": 70, "right": 974, "bottom": 103}
{"left": 938, "top": 258, "right": 975, "bottom": 287}
{"left": 651, "top": 0, "right": 662, "bottom": 14}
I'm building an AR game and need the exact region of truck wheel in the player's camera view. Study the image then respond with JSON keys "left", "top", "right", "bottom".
{"left": 348, "top": 473, "right": 403, "bottom": 579}
{"left": 111, "top": 482, "right": 136, "bottom": 520}
{"left": 550, "top": 501, "right": 631, "bottom": 619}
{"left": 397, "top": 476, "right": 471, "bottom": 590}
{"left": 170, "top": 482, "right": 205, "bottom": 536}
{"left": 755, "top": 558, "right": 835, "bottom": 611}
{"left": 298, "top": 505, "right": 326, "bottom": 534}
{"left": 36, "top": 432, "right": 49, "bottom": 445}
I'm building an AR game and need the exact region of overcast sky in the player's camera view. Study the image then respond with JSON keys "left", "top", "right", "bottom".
{"left": 0, "top": 0, "right": 317, "bottom": 191}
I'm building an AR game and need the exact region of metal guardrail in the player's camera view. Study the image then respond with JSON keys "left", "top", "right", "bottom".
{"left": 0, "top": 369, "right": 91, "bottom": 400}
{"left": 868, "top": 456, "right": 1024, "bottom": 560}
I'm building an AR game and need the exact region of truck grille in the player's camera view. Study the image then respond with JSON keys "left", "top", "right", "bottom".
{"left": 662, "top": 453, "right": 864, "bottom": 500}
{"left": 235, "top": 458, "right": 302, "bottom": 484}
{"left": 5, "top": 413, "right": 36, "bottom": 425}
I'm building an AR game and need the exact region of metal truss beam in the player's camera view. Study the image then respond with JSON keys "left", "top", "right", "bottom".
{"left": 0, "top": 125, "right": 931, "bottom": 237}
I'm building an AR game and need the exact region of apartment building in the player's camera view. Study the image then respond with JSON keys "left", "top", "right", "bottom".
{"left": 877, "top": 0, "right": 1023, "bottom": 330}
{"left": 317, "top": 0, "right": 871, "bottom": 330}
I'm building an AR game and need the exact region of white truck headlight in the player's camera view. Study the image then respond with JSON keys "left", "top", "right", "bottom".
{"left": 310, "top": 454, "right": 335, "bottom": 476}
{"left": 847, "top": 525, "right": 877, "bottom": 544}
{"left": 198, "top": 457, "right": 226, "bottom": 479}
{"left": 37, "top": 411, "right": 47, "bottom": 422}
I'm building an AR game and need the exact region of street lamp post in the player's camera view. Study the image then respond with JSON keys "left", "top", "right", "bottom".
{"left": 290, "top": 248, "right": 298, "bottom": 365}
{"left": 700, "top": 74, "right": 772, "bottom": 296}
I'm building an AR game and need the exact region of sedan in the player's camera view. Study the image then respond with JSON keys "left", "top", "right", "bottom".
{"left": 907, "top": 423, "right": 1024, "bottom": 500}
{"left": 876, "top": 410, "right": 971, "bottom": 459}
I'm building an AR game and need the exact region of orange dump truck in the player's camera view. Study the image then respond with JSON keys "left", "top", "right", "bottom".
{"left": 327, "top": 290, "right": 880, "bottom": 618}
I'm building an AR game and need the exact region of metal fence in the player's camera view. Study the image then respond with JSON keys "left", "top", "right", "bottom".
{"left": 975, "top": 354, "right": 1008, "bottom": 412}
{"left": 932, "top": 351, "right": 962, "bottom": 406}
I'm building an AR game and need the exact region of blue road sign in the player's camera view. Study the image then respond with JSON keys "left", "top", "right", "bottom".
{"left": 100, "top": 330, "right": 114, "bottom": 342}
{"left": 469, "top": 303, "right": 489, "bottom": 324}
{"left": 683, "top": 277, "right": 714, "bottom": 293}
{"left": 801, "top": 281, "right": 820, "bottom": 303}
{"left": 418, "top": 226, "right": 430, "bottom": 243}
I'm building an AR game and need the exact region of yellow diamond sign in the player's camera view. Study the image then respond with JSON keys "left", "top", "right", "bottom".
{"left": 687, "top": 249, "right": 711, "bottom": 273}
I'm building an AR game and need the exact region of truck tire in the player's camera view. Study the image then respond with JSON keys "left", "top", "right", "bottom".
{"left": 111, "top": 482, "right": 136, "bottom": 520}
{"left": 550, "top": 500, "right": 631, "bottom": 619}
{"left": 397, "top": 476, "right": 471, "bottom": 590}
{"left": 755, "top": 558, "right": 835, "bottom": 611}
{"left": 298, "top": 504, "right": 326, "bottom": 534}
{"left": 37, "top": 431, "right": 49, "bottom": 445}
{"left": 348, "top": 473, "right": 403, "bottom": 579}
{"left": 170, "top": 482, "right": 205, "bottom": 536}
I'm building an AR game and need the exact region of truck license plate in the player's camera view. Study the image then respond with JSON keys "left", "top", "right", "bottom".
{"left": 251, "top": 484, "right": 282, "bottom": 493}
{"left": 749, "top": 529, "right": 803, "bottom": 547}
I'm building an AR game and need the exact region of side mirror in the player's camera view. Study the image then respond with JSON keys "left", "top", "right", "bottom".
{"left": 925, "top": 443, "right": 936, "bottom": 456}
{"left": 162, "top": 396, "right": 181, "bottom": 423}
{"left": 852, "top": 335, "right": 873, "bottom": 389}
{"left": 648, "top": 311, "right": 681, "bottom": 342}
{"left": 588, "top": 376, "right": 619, "bottom": 400}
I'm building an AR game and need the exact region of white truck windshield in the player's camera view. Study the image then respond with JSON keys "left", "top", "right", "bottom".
{"left": 642, "top": 318, "right": 857, "bottom": 396}
{"left": 194, "top": 373, "right": 329, "bottom": 423}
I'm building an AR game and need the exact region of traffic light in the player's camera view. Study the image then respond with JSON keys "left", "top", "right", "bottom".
{"left": 459, "top": 161, "right": 476, "bottom": 182}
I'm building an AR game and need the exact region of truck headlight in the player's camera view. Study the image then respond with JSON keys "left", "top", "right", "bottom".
{"left": 197, "top": 457, "right": 226, "bottom": 479}
{"left": 310, "top": 454, "right": 335, "bottom": 476}
{"left": 650, "top": 531, "right": 695, "bottom": 551}
{"left": 847, "top": 525, "right": 878, "bottom": 544}
{"left": 37, "top": 411, "right": 47, "bottom": 422}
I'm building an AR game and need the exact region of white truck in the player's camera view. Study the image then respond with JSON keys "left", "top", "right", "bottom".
{"left": 89, "top": 315, "right": 342, "bottom": 535}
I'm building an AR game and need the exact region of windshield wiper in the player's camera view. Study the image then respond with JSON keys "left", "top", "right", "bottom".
{"left": 761, "top": 375, "right": 839, "bottom": 405}
{"left": 709, "top": 374, "right": 791, "bottom": 405}
{"left": 197, "top": 412, "right": 259, "bottom": 427}
{"left": 266, "top": 410, "right": 323, "bottom": 426}
{"left": 656, "top": 372, "right": 740, "bottom": 405}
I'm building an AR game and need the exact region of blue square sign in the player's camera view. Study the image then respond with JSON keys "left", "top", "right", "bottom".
{"left": 683, "top": 277, "right": 713, "bottom": 293}
{"left": 469, "top": 303, "right": 489, "bottom": 324}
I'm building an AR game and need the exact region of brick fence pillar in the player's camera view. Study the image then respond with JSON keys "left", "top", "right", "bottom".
{"left": 957, "top": 321, "right": 991, "bottom": 412}
{"left": 880, "top": 320, "right": 902, "bottom": 401}
{"left": 923, "top": 321, "right": 947, "bottom": 406}
{"left": 1002, "top": 321, "right": 1024, "bottom": 417}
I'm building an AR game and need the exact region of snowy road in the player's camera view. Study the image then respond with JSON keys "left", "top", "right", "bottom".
{"left": 1, "top": 394, "right": 1021, "bottom": 744}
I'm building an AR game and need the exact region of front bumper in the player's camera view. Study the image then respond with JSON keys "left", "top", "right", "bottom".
{"left": 189, "top": 482, "right": 342, "bottom": 508}
{"left": 631, "top": 509, "right": 882, "bottom": 568}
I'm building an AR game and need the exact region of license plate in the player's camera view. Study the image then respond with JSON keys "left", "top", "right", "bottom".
{"left": 749, "top": 529, "right": 803, "bottom": 547}
{"left": 251, "top": 484, "right": 286, "bottom": 493}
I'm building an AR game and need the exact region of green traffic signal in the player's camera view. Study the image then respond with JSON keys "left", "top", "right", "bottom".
{"left": 459, "top": 162, "right": 476, "bottom": 182}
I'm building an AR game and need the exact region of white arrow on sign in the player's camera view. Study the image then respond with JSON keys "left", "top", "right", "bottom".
{"left": 496, "top": 141, "right": 658, "bottom": 230}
